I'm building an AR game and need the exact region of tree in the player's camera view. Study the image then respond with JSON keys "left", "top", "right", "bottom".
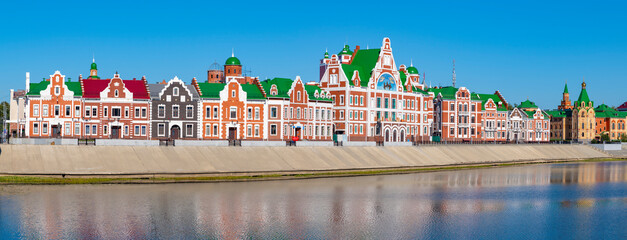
{"left": 600, "top": 133, "right": 610, "bottom": 143}
{"left": 621, "top": 133, "right": 627, "bottom": 142}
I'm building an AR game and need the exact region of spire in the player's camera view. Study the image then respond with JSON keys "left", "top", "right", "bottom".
{"left": 422, "top": 72, "right": 426, "bottom": 85}
{"left": 563, "top": 80, "right": 569, "bottom": 94}
{"left": 231, "top": 48, "right": 234, "bottom": 57}
{"left": 452, "top": 59, "right": 456, "bottom": 87}
{"left": 92, "top": 54, "right": 95, "bottom": 63}
{"left": 410, "top": 59, "right": 413, "bottom": 67}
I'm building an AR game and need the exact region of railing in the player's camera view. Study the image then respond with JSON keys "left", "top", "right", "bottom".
{"left": 78, "top": 138, "right": 96, "bottom": 145}
{"left": 229, "top": 139, "right": 242, "bottom": 146}
{"left": 159, "top": 139, "right": 175, "bottom": 146}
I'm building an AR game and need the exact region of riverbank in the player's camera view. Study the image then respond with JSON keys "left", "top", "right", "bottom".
{"left": 1, "top": 158, "right": 624, "bottom": 185}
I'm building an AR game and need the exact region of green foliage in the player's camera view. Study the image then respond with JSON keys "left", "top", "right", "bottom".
{"left": 0, "top": 101, "right": 9, "bottom": 134}
{"left": 600, "top": 133, "right": 610, "bottom": 142}
{"left": 621, "top": 133, "right": 627, "bottom": 142}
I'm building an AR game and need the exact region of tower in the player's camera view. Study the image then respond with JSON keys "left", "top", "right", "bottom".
{"left": 572, "top": 79, "right": 595, "bottom": 142}
{"left": 89, "top": 58, "right": 100, "bottom": 79}
{"left": 224, "top": 51, "right": 242, "bottom": 78}
{"left": 320, "top": 49, "right": 331, "bottom": 81}
{"left": 207, "top": 61, "right": 224, "bottom": 83}
{"left": 558, "top": 81, "right": 573, "bottom": 110}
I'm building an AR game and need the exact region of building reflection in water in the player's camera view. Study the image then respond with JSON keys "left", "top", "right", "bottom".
{"left": 0, "top": 161, "right": 625, "bottom": 239}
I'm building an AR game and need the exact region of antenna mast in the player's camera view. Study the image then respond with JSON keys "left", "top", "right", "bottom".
{"left": 452, "top": 59, "right": 456, "bottom": 87}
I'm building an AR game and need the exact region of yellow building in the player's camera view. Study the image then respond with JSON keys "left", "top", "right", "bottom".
{"left": 571, "top": 81, "right": 596, "bottom": 142}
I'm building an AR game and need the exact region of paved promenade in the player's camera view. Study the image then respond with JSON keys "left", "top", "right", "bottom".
{"left": 0, "top": 144, "right": 613, "bottom": 175}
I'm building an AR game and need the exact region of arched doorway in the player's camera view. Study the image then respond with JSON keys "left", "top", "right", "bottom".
{"left": 170, "top": 125, "right": 181, "bottom": 139}
{"left": 393, "top": 129, "right": 397, "bottom": 142}
{"left": 385, "top": 129, "right": 390, "bottom": 142}
{"left": 400, "top": 130, "right": 405, "bottom": 142}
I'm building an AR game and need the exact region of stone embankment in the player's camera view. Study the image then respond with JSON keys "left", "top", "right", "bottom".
{"left": 0, "top": 144, "right": 614, "bottom": 175}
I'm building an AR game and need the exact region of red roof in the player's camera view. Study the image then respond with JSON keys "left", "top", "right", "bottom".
{"left": 81, "top": 79, "right": 149, "bottom": 99}
{"left": 618, "top": 101, "right": 627, "bottom": 111}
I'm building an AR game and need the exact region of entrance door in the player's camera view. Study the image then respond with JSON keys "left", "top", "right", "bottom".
{"left": 295, "top": 128, "right": 301, "bottom": 140}
{"left": 171, "top": 126, "right": 181, "bottom": 139}
{"left": 393, "top": 130, "right": 397, "bottom": 142}
{"left": 385, "top": 130, "right": 390, "bottom": 142}
{"left": 111, "top": 126, "right": 121, "bottom": 139}
{"left": 228, "top": 127, "right": 237, "bottom": 140}
{"left": 52, "top": 125, "right": 60, "bottom": 138}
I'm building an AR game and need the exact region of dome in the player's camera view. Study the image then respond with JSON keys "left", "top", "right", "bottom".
{"left": 209, "top": 61, "right": 222, "bottom": 71}
{"left": 225, "top": 56, "right": 241, "bottom": 66}
{"left": 406, "top": 66, "right": 419, "bottom": 74}
{"left": 91, "top": 62, "right": 97, "bottom": 70}
{"left": 338, "top": 45, "right": 353, "bottom": 55}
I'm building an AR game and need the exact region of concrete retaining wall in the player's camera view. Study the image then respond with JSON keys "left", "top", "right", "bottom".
{"left": 175, "top": 140, "right": 228, "bottom": 147}
{"left": 591, "top": 144, "right": 622, "bottom": 151}
{"left": 96, "top": 139, "right": 159, "bottom": 146}
{"left": 0, "top": 144, "right": 613, "bottom": 175}
{"left": 10, "top": 138, "right": 78, "bottom": 145}
{"left": 296, "top": 141, "right": 333, "bottom": 147}
{"left": 343, "top": 141, "right": 377, "bottom": 147}
{"left": 241, "top": 141, "right": 285, "bottom": 147}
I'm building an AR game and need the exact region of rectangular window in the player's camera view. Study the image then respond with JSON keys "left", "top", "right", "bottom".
{"left": 54, "top": 105, "right": 60, "bottom": 116}
{"left": 186, "top": 106, "right": 193, "bottom": 118}
{"left": 92, "top": 125, "right": 96, "bottom": 135}
{"left": 230, "top": 107, "right": 237, "bottom": 119}
{"left": 271, "top": 107, "right": 278, "bottom": 118}
{"left": 270, "top": 124, "right": 277, "bottom": 135}
{"left": 65, "top": 105, "right": 71, "bottom": 116}
{"left": 384, "top": 98, "right": 389, "bottom": 108}
{"left": 159, "top": 105, "right": 166, "bottom": 118}
{"left": 340, "top": 96, "right": 344, "bottom": 105}
{"left": 103, "top": 107, "right": 108, "bottom": 117}
{"left": 451, "top": 103, "right": 455, "bottom": 111}
{"left": 74, "top": 123, "right": 80, "bottom": 135}
{"left": 142, "top": 107, "right": 147, "bottom": 118}
{"left": 112, "top": 108, "right": 121, "bottom": 117}
{"left": 65, "top": 123, "right": 71, "bottom": 135}
{"left": 247, "top": 125, "right": 252, "bottom": 137}
{"left": 135, "top": 107, "right": 140, "bottom": 118}
{"left": 42, "top": 105, "right": 48, "bottom": 117}
{"left": 124, "top": 107, "right": 129, "bottom": 118}
{"left": 91, "top": 107, "right": 97, "bottom": 117}
{"left": 85, "top": 125, "right": 90, "bottom": 135}
{"left": 205, "top": 106, "right": 211, "bottom": 119}
{"left": 141, "top": 126, "right": 146, "bottom": 136}
{"left": 42, "top": 123, "right": 48, "bottom": 134}
{"left": 213, "top": 106, "right": 218, "bottom": 119}
{"left": 172, "top": 106, "right": 179, "bottom": 118}
{"left": 33, "top": 104, "right": 40, "bottom": 117}
{"left": 134, "top": 126, "right": 140, "bottom": 136}
{"left": 186, "top": 124, "right": 193, "bottom": 136}
{"left": 248, "top": 107, "right": 253, "bottom": 120}
{"left": 254, "top": 125, "right": 259, "bottom": 137}
{"left": 75, "top": 106, "right": 81, "bottom": 117}
{"left": 392, "top": 99, "right": 396, "bottom": 109}
{"left": 124, "top": 126, "right": 129, "bottom": 136}
{"left": 85, "top": 106, "right": 91, "bottom": 117}
{"left": 213, "top": 125, "right": 218, "bottom": 136}
{"left": 255, "top": 107, "right": 260, "bottom": 120}
{"left": 103, "top": 125, "right": 108, "bottom": 135}
{"left": 33, "top": 123, "right": 39, "bottom": 134}
{"left": 377, "top": 98, "right": 381, "bottom": 108}
{"left": 205, "top": 124, "right": 210, "bottom": 136}
{"left": 158, "top": 123, "right": 165, "bottom": 136}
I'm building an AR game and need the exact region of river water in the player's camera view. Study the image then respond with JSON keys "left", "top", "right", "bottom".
{"left": 0, "top": 161, "right": 626, "bottom": 239}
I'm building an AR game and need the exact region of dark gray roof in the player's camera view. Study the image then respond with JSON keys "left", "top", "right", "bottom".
{"left": 148, "top": 82, "right": 200, "bottom": 100}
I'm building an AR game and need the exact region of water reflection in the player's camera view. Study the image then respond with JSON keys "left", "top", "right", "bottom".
{"left": 0, "top": 161, "right": 625, "bottom": 239}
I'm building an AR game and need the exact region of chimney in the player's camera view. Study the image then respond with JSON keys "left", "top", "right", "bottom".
{"left": 25, "top": 72, "right": 30, "bottom": 92}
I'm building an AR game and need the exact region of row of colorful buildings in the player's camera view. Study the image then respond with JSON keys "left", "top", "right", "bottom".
{"left": 8, "top": 38, "right": 625, "bottom": 143}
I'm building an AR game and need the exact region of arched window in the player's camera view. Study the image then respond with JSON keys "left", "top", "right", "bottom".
{"left": 173, "top": 87, "right": 179, "bottom": 96}
{"left": 228, "top": 69, "right": 231, "bottom": 74}
{"left": 114, "top": 89, "right": 119, "bottom": 97}
{"left": 297, "top": 91, "right": 301, "bottom": 101}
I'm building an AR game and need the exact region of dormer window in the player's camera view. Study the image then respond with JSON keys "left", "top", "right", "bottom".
{"left": 173, "top": 87, "right": 179, "bottom": 96}
{"left": 114, "top": 90, "right": 119, "bottom": 97}
{"left": 54, "top": 86, "right": 60, "bottom": 95}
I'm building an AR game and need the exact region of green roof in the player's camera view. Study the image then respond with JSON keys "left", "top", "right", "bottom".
{"left": 196, "top": 82, "right": 226, "bottom": 98}
{"left": 240, "top": 84, "right": 265, "bottom": 100}
{"left": 594, "top": 104, "right": 627, "bottom": 118}
{"left": 225, "top": 56, "right": 241, "bottom": 66}
{"left": 324, "top": 51, "right": 329, "bottom": 59}
{"left": 518, "top": 99, "right": 538, "bottom": 109}
{"left": 26, "top": 80, "right": 82, "bottom": 96}
{"left": 338, "top": 45, "right": 353, "bottom": 55}
{"left": 342, "top": 49, "right": 380, "bottom": 87}
{"left": 563, "top": 82, "right": 568, "bottom": 94}
{"left": 305, "top": 85, "right": 332, "bottom": 102}
{"left": 524, "top": 110, "right": 550, "bottom": 119}
{"left": 575, "top": 83, "right": 592, "bottom": 107}
{"left": 546, "top": 109, "right": 572, "bottom": 118}
{"left": 407, "top": 66, "right": 419, "bottom": 74}
{"left": 260, "top": 78, "right": 293, "bottom": 98}
{"left": 427, "top": 87, "right": 459, "bottom": 100}
{"left": 474, "top": 93, "right": 507, "bottom": 111}
{"left": 91, "top": 62, "right": 97, "bottom": 70}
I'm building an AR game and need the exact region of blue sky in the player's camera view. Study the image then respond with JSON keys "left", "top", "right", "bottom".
{"left": 1, "top": 0, "right": 625, "bottom": 108}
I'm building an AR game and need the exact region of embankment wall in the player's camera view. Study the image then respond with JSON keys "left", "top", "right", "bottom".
{"left": 0, "top": 144, "right": 612, "bottom": 175}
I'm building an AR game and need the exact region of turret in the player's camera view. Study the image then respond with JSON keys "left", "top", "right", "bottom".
{"left": 224, "top": 52, "right": 242, "bottom": 77}
{"left": 89, "top": 58, "right": 100, "bottom": 79}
